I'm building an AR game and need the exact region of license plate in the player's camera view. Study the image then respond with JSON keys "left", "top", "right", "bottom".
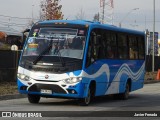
{"left": 41, "top": 89, "right": 52, "bottom": 94}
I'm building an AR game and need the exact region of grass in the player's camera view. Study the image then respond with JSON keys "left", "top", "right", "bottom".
{"left": 0, "top": 82, "right": 18, "bottom": 96}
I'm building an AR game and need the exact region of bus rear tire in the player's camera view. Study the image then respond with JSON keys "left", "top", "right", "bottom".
{"left": 28, "top": 94, "right": 40, "bottom": 104}
{"left": 120, "top": 82, "right": 130, "bottom": 100}
{"left": 114, "top": 82, "right": 130, "bottom": 100}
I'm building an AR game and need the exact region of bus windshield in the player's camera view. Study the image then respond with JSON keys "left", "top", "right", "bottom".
{"left": 22, "top": 28, "right": 87, "bottom": 65}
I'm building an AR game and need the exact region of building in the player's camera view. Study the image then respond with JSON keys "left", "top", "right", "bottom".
{"left": 158, "top": 39, "right": 160, "bottom": 56}
{"left": 0, "top": 27, "right": 22, "bottom": 50}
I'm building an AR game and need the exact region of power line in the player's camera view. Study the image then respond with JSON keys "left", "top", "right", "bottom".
{"left": 0, "top": 23, "right": 27, "bottom": 27}
{"left": 113, "top": 20, "right": 160, "bottom": 23}
{"left": 0, "top": 14, "right": 37, "bottom": 29}
{"left": 0, "top": 21, "right": 28, "bottom": 26}
{"left": 0, "top": 14, "right": 39, "bottom": 20}
{"left": 0, "top": 14, "right": 31, "bottom": 20}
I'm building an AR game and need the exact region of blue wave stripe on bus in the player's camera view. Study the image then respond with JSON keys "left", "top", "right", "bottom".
{"left": 113, "top": 62, "right": 145, "bottom": 82}
{"left": 68, "top": 61, "right": 144, "bottom": 84}
{"left": 74, "top": 61, "right": 144, "bottom": 80}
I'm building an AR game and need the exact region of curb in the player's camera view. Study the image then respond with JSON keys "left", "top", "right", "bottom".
{"left": 0, "top": 81, "right": 160, "bottom": 101}
{"left": 144, "top": 80, "right": 160, "bottom": 84}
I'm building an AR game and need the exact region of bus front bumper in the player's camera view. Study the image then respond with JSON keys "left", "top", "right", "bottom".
{"left": 17, "top": 79, "right": 86, "bottom": 99}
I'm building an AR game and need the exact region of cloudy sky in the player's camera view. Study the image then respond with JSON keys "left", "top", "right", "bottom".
{"left": 0, "top": 0, "right": 160, "bottom": 33}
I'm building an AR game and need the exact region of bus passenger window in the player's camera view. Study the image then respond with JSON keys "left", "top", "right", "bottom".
{"left": 129, "top": 48, "right": 138, "bottom": 59}
{"left": 118, "top": 34, "right": 128, "bottom": 59}
{"left": 129, "top": 36, "right": 138, "bottom": 59}
{"left": 107, "top": 46, "right": 114, "bottom": 58}
{"left": 138, "top": 37, "right": 145, "bottom": 59}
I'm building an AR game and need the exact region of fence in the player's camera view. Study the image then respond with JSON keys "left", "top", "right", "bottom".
{"left": 145, "top": 55, "right": 160, "bottom": 72}
{"left": 0, "top": 50, "right": 21, "bottom": 82}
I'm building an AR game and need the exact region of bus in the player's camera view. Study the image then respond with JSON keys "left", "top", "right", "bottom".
{"left": 17, "top": 20, "right": 145, "bottom": 106}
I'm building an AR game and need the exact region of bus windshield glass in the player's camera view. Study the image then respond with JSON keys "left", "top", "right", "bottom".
{"left": 22, "top": 28, "right": 87, "bottom": 63}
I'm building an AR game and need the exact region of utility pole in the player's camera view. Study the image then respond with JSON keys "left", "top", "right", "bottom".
{"left": 152, "top": 0, "right": 155, "bottom": 72}
{"left": 100, "top": 0, "right": 114, "bottom": 24}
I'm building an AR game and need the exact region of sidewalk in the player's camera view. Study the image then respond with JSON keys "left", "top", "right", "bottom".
{"left": 0, "top": 79, "right": 159, "bottom": 101}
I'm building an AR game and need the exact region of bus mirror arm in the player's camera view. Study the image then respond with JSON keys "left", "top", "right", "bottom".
{"left": 23, "top": 29, "right": 30, "bottom": 33}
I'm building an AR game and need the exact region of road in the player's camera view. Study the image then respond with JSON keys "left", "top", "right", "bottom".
{"left": 0, "top": 82, "right": 160, "bottom": 120}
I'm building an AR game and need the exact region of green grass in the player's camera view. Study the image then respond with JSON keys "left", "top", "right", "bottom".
{"left": 0, "top": 82, "right": 18, "bottom": 95}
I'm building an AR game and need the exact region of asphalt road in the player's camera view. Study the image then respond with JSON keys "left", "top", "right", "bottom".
{"left": 0, "top": 83, "right": 160, "bottom": 120}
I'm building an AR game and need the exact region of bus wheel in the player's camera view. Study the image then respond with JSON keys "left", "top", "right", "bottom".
{"left": 114, "top": 82, "right": 130, "bottom": 100}
{"left": 79, "top": 88, "right": 91, "bottom": 106}
{"left": 28, "top": 94, "right": 40, "bottom": 104}
{"left": 120, "top": 82, "right": 130, "bottom": 100}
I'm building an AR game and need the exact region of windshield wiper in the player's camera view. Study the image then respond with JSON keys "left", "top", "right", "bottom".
{"left": 54, "top": 47, "right": 65, "bottom": 67}
{"left": 33, "top": 40, "right": 52, "bottom": 65}
{"left": 33, "top": 37, "right": 66, "bottom": 67}
{"left": 53, "top": 38, "right": 66, "bottom": 67}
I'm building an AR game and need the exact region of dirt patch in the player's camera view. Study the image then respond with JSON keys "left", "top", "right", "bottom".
{"left": 145, "top": 72, "right": 157, "bottom": 81}
{"left": 0, "top": 82, "right": 18, "bottom": 95}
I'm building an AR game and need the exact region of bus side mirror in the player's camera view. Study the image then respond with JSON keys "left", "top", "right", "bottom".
{"left": 23, "top": 29, "right": 30, "bottom": 33}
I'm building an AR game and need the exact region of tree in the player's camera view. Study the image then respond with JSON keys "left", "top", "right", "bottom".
{"left": 93, "top": 13, "right": 100, "bottom": 22}
{"left": 40, "top": 0, "right": 63, "bottom": 20}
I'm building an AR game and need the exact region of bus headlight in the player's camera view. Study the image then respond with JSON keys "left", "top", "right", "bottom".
{"left": 63, "top": 77, "right": 82, "bottom": 84}
{"left": 17, "top": 73, "right": 30, "bottom": 81}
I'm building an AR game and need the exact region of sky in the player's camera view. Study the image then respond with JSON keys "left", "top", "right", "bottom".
{"left": 0, "top": 0, "right": 160, "bottom": 34}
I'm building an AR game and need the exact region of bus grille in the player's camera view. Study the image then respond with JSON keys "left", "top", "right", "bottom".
{"left": 28, "top": 84, "right": 67, "bottom": 94}
{"left": 32, "top": 67, "right": 63, "bottom": 73}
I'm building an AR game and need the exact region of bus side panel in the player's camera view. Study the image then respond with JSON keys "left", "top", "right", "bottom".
{"left": 118, "top": 74, "right": 130, "bottom": 94}
{"left": 130, "top": 60, "right": 145, "bottom": 91}
{"left": 105, "top": 60, "right": 145, "bottom": 95}
{"left": 95, "top": 73, "right": 109, "bottom": 96}
{"left": 82, "top": 60, "right": 110, "bottom": 96}
{"left": 130, "top": 73, "right": 145, "bottom": 91}
{"left": 130, "top": 79, "right": 144, "bottom": 92}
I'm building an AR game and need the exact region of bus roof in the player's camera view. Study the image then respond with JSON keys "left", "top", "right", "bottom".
{"left": 37, "top": 20, "right": 144, "bottom": 36}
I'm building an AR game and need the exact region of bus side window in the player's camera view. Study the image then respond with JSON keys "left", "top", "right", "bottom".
{"left": 138, "top": 37, "right": 145, "bottom": 59}
{"left": 86, "top": 41, "right": 93, "bottom": 67}
{"left": 86, "top": 31, "right": 101, "bottom": 67}
{"left": 107, "top": 46, "right": 114, "bottom": 58}
{"left": 129, "top": 36, "right": 138, "bottom": 59}
{"left": 118, "top": 34, "right": 128, "bottom": 59}
{"left": 90, "top": 33, "right": 98, "bottom": 62}
{"left": 93, "top": 34, "right": 101, "bottom": 60}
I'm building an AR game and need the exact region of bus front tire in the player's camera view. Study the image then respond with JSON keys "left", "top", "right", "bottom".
{"left": 79, "top": 88, "right": 91, "bottom": 106}
{"left": 28, "top": 94, "right": 40, "bottom": 104}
